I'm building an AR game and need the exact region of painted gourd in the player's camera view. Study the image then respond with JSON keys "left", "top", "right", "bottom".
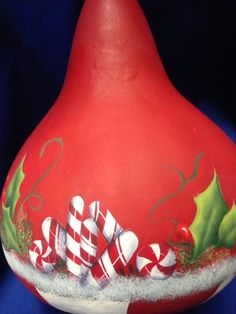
{"left": 1, "top": 0, "right": 236, "bottom": 313}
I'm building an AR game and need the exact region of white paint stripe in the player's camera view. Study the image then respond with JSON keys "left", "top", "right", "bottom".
{"left": 67, "top": 259, "right": 82, "bottom": 276}
{"left": 42, "top": 218, "right": 51, "bottom": 243}
{"left": 71, "top": 196, "right": 84, "bottom": 216}
{"left": 116, "top": 236, "right": 126, "bottom": 266}
{"left": 58, "top": 228, "right": 66, "bottom": 260}
{"left": 104, "top": 211, "right": 116, "bottom": 242}
{"left": 80, "top": 258, "right": 93, "bottom": 268}
{"left": 83, "top": 219, "right": 98, "bottom": 236}
{"left": 95, "top": 202, "right": 100, "bottom": 222}
{"left": 42, "top": 246, "right": 52, "bottom": 259}
{"left": 68, "top": 212, "right": 82, "bottom": 234}
{"left": 100, "top": 249, "right": 116, "bottom": 279}
{"left": 89, "top": 201, "right": 100, "bottom": 222}
{"left": 159, "top": 249, "right": 176, "bottom": 267}
{"left": 66, "top": 234, "right": 81, "bottom": 256}
{"left": 29, "top": 251, "right": 38, "bottom": 267}
{"left": 119, "top": 231, "right": 138, "bottom": 262}
{"left": 37, "top": 240, "right": 43, "bottom": 253}
{"left": 136, "top": 256, "right": 152, "bottom": 270}
{"left": 81, "top": 238, "right": 97, "bottom": 257}
{"left": 55, "top": 224, "right": 60, "bottom": 255}
{"left": 150, "top": 265, "right": 166, "bottom": 279}
{"left": 80, "top": 234, "right": 97, "bottom": 250}
{"left": 150, "top": 243, "right": 161, "bottom": 260}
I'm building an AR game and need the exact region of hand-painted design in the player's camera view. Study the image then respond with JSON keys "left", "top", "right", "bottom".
{"left": 29, "top": 240, "right": 57, "bottom": 273}
{"left": 86, "top": 231, "right": 139, "bottom": 288}
{"left": 2, "top": 143, "right": 235, "bottom": 289}
{"left": 80, "top": 218, "right": 99, "bottom": 277}
{"left": 189, "top": 172, "right": 228, "bottom": 260}
{"left": 1, "top": 156, "right": 26, "bottom": 255}
{"left": 0, "top": 137, "right": 64, "bottom": 256}
{"left": 66, "top": 195, "right": 84, "bottom": 277}
{"left": 20, "top": 137, "right": 64, "bottom": 212}
{"left": 42, "top": 217, "right": 67, "bottom": 261}
{"left": 89, "top": 200, "right": 123, "bottom": 243}
{"left": 136, "top": 243, "right": 176, "bottom": 279}
{"left": 149, "top": 152, "right": 205, "bottom": 220}
{"left": 218, "top": 202, "right": 236, "bottom": 248}
{"left": 31, "top": 195, "right": 138, "bottom": 288}
{"left": 168, "top": 172, "right": 236, "bottom": 273}
{"left": 16, "top": 207, "right": 33, "bottom": 255}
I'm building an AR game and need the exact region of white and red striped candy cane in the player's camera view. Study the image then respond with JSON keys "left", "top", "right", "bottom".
{"left": 89, "top": 201, "right": 123, "bottom": 243}
{"left": 42, "top": 217, "right": 66, "bottom": 260}
{"left": 86, "top": 230, "right": 139, "bottom": 288}
{"left": 80, "top": 218, "right": 99, "bottom": 277}
{"left": 29, "top": 240, "right": 56, "bottom": 273}
{"left": 66, "top": 195, "right": 84, "bottom": 277}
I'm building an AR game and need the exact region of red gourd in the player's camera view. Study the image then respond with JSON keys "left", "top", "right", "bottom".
{"left": 1, "top": 0, "right": 236, "bottom": 313}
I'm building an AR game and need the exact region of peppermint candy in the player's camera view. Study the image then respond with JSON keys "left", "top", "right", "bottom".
{"left": 136, "top": 243, "right": 176, "bottom": 279}
{"left": 29, "top": 240, "right": 56, "bottom": 273}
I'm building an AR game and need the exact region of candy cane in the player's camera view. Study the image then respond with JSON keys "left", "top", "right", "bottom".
{"left": 29, "top": 240, "right": 56, "bottom": 273}
{"left": 89, "top": 201, "right": 123, "bottom": 243}
{"left": 86, "top": 230, "right": 139, "bottom": 288}
{"left": 80, "top": 218, "right": 99, "bottom": 277}
{"left": 66, "top": 195, "right": 84, "bottom": 276}
{"left": 42, "top": 217, "right": 66, "bottom": 260}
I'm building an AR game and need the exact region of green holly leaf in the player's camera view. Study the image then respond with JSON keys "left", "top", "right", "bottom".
{"left": 1, "top": 204, "right": 22, "bottom": 254}
{"left": 1, "top": 156, "right": 26, "bottom": 255}
{"left": 189, "top": 172, "right": 228, "bottom": 261}
{"left": 218, "top": 203, "right": 236, "bottom": 248}
{"left": 6, "top": 156, "right": 26, "bottom": 220}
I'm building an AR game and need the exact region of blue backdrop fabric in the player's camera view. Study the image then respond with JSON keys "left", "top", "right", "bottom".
{"left": 0, "top": 1, "right": 235, "bottom": 313}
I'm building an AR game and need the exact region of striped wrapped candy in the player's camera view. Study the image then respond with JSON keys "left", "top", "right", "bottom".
{"left": 29, "top": 240, "right": 56, "bottom": 273}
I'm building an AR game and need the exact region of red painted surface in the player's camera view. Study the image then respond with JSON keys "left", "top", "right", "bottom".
{"left": 1, "top": 0, "right": 236, "bottom": 312}
{"left": 128, "top": 286, "right": 219, "bottom": 314}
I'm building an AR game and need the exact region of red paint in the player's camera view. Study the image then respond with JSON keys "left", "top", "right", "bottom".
{"left": 175, "top": 224, "right": 193, "bottom": 243}
{"left": 128, "top": 286, "right": 219, "bottom": 314}
{"left": 1, "top": 0, "right": 236, "bottom": 313}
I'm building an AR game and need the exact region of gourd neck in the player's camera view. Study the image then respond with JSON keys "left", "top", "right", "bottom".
{"left": 62, "top": 0, "right": 170, "bottom": 96}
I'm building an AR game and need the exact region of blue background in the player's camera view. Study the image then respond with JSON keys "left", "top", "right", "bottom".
{"left": 0, "top": 1, "right": 235, "bottom": 313}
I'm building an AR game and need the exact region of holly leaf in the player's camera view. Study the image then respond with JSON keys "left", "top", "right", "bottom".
{"left": 6, "top": 156, "right": 26, "bottom": 220}
{"left": 218, "top": 203, "right": 236, "bottom": 248}
{"left": 189, "top": 172, "right": 228, "bottom": 261}
{"left": 1, "top": 204, "right": 22, "bottom": 254}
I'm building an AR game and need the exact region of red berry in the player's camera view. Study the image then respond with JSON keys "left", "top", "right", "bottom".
{"left": 175, "top": 224, "right": 193, "bottom": 243}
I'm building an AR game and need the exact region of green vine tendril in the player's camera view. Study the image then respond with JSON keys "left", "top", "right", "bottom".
{"left": 19, "top": 137, "right": 64, "bottom": 211}
{"left": 149, "top": 152, "right": 205, "bottom": 220}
